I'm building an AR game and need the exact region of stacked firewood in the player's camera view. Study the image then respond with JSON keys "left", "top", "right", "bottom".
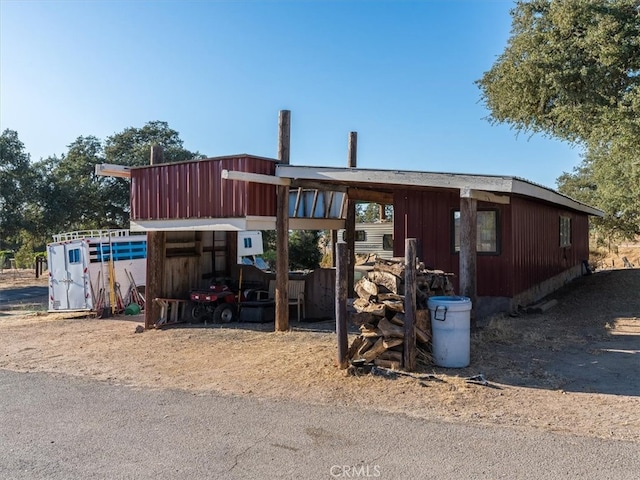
{"left": 348, "top": 258, "right": 455, "bottom": 369}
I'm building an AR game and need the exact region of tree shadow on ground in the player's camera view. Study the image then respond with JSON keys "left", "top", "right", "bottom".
{"left": 466, "top": 269, "right": 640, "bottom": 397}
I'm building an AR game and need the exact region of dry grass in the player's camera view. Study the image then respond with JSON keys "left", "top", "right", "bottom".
{"left": 473, "top": 314, "right": 521, "bottom": 345}
{"left": 2, "top": 257, "right": 640, "bottom": 443}
{"left": 591, "top": 244, "right": 640, "bottom": 269}
{"left": 0, "top": 268, "right": 48, "bottom": 289}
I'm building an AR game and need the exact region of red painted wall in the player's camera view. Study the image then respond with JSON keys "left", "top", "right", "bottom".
{"left": 130, "top": 156, "right": 277, "bottom": 220}
{"left": 393, "top": 190, "right": 590, "bottom": 298}
{"left": 509, "top": 196, "right": 590, "bottom": 295}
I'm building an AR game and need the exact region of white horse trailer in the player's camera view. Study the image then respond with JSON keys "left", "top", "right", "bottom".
{"left": 47, "top": 230, "right": 146, "bottom": 312}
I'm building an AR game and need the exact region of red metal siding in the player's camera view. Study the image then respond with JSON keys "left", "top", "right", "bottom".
{"left": 510, "top": 196, "right": 590, "bottom": 295}
{"left": 131, "top": 156, "right": 277, "bottom": 220}
{"left": 393, "top": 189, "right": 514, "bottom": 298}
{"left": 394, "top": 190, "right": 591, "bottom": 298}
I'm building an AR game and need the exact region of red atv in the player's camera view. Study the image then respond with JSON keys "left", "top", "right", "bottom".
{"left": 189, "top": 284, "right": 238, "bottom": 323}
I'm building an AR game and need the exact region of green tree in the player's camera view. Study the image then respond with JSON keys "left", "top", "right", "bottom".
{"left": 289, "top": 230, "right": 322, "bottom": 270}
{"left": 477, "top": 0, "right": 640, "bottom": 240}
{"left": 0, "top": 130, "right": 34, "bottom": 250}
{"left": 261, "top": 229, "right": 323, "bottom": 271}
{"left": 356, "top": 203, "right": 393, "bottom": 223}
{"left": 51, "top": 136, "right": 108, "bottom": 229}
{"left": 102, "top": 121, "right": 203, "bottom": 227}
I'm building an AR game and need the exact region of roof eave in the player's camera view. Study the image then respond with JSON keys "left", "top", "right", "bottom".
{"left": 276, "top": 165, "right": 604, "bottom": 217}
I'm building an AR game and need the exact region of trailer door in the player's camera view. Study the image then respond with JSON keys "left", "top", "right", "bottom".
{"left": 48, "top": 240, "right": 92, "bottom": 311}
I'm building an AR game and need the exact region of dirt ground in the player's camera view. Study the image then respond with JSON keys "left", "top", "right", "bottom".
{"left": 1, "top": 246, "right": 638, "bottom": 443}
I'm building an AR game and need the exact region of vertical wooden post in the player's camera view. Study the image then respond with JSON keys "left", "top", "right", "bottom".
{"left": 275, "top": 110, "right": 290, "bottom": 331}
{"left": 403, "top": 238, "right": 417, "bottom": 371}
{"left": 331, "top": 230, "right": 338, "bottom": 267}
{"left": 459, "top": 189, "right": 477, "bottom": 328}
{"left": 335, "top": 242, "right": 349, "bottom": 369}
{"left": 379, "top": 204, "right": 387, "bottom": 221}
{"left": 227, "top": 231, "right": 238, "bottom": 276}
{"left": 144, "top": 145, "right": 165, "bottom": 329}
{"left": 346, "top": 132, "right": 357, "bottom": 297}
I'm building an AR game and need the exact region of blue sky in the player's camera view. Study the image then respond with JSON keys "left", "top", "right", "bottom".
{"left": 1, "top": 0, "right": 583, "bottom": 189}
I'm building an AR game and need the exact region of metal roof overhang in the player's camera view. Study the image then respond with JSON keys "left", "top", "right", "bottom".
{"left": 276, "top": 165, "right": 605, "bottom": 217}
{"left": 130, "top": 216, "right": 277, "bottom": 232}
{"left": 130, "top": 216, "right": 345, "bottom": 232}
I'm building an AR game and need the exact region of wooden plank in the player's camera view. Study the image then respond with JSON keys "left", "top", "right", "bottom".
{"left": 275, "top": 110, "right": 291, "bottom": 331}
{"left": 345, "top": 132, "right": 358, "bottom": 298}
{"left": 404, "top": 238, "right": 417, "bottom": 371}
{"left": 459, "top": 195, "right": 477, "bottom": 328}
{"left": 336, "top": 242, "right": 349, "bottom": 369}
{"left": 221, "top": 169, "right": 291, "bottom": 186}
{"left": 293, "top": 187, "right": 303, "bottom": 216}
{"left": 346, "top": 188, "right": 394, "bottom": 204}
{"left": 145, "top": 146, "right": 165, "bottom": 329}
{"left": 460, "top": 187, "right": 510, "bottom": 204}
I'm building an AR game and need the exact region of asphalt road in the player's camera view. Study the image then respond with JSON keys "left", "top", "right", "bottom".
{"left": 1, "top": 370, "right": 638, "bottom": 479}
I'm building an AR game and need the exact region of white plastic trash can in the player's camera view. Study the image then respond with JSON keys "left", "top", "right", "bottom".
{"left": 427, "top": 296, "right": 472, "bottom": 368}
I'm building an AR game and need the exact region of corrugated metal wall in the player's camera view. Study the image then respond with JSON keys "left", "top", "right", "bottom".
{"left": 510, "top": 196, "right": 590, "bottom": 295}
{"left": 393, "top": 189, "right": 459, "bottom": 272}
{"left": 131, "top": 156, "right": 277, "bottom": 220}
{"left": 393, "top": 189, "right": 589, "bottom": 298}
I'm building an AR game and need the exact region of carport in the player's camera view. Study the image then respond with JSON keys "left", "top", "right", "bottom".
{"left": 98, "top": 110, "right": 602, "bottom": 371}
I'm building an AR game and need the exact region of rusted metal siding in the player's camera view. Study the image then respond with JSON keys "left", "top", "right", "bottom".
{"left": 510, "top": 196, "right": 590, "bottom": 295}
{"left": 131, "top": 156, "right": 277, "bottom": 220}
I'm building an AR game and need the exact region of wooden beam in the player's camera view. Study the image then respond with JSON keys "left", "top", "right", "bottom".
{"left": 346, "top": 132, "right": 357, "bottom": 297}
{"left": 275, "top": 110, "right": 290, "bottom": 331}
{"left": 145, "top": 145, "right": 165, "bottom": 329}
{"left": 346, "top": 188, "right": 394, "bottom": 204}
{"left": 94, "top": 163, "right": 131, "bottom": 178}
{"left": 335, "top": 242, "right": 349, "bottom": 369}
{"left": 289, "top": 180, "right": 347, "bottom": 193}
{"left": 460, "top": 187, "right": 510, "bottom": 205}
{"left": 221, "top": 169, "right": 291, "bottom": 186}
{"left": 403, "top": 238, "right": 417, "bottom": 371}
{"left": 459, "top": 195, "right": 477, "bottom": 328}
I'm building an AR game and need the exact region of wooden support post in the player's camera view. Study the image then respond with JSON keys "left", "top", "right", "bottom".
{"left": 331, "top": 231, "right": 338, "bottom": 267}
{"left": 379, "top": 204, "right": 387, "bottom": 221}
{"left": 227, "top": 231, "right": 238, "bottom": 277}
{"left": 335, "top": 242, "right": 349, "bottom": 369}
{"left": 403, "top": 238, "right": 417, "bottom": 371}
{"left": 275, "top": 110, "right": 290, "bottom": 331}
{"left": 459, "top": 192, "right": 477, "bottom": 328}
{"left": 346, "top": 132, "right": 357, "bottom": 297}
{"left": 145, "top": 145, "right": 166, "bottom": 329}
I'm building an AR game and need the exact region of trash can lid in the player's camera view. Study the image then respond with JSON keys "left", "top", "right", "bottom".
{"left": 427, "top": 296, "right": 472, "bottom": 310}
